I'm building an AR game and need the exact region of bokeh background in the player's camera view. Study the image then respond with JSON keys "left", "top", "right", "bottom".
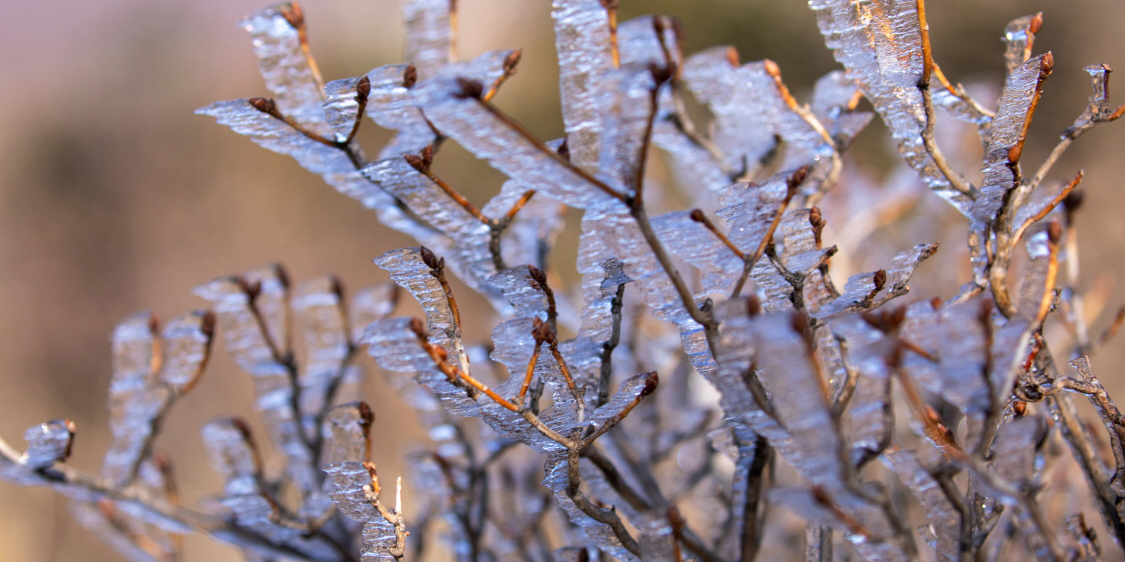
{"left": 0, "top": 0, "right": 1122, "bottom": 560}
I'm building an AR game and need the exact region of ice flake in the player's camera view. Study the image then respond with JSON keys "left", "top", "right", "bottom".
{"left": 291, "top": 276, "right": 350, "bottom": 440}
{"left": 809, "top": 0, "right": 969, "bottom": 212}
{"left": 322, "top": 76, "right": 365, "bottom": 142}
{"left": 749, "top": 314, "right": 844, "bottom": 488}
{"left": 403, "top": 0, "right": 454, "bottom": 80}
{"left": 653, "top": 210, "right": 742, "bottom": 297}
{"left": 552, "top": 0, "right": 615, "bottom": 169}
{"left": 598, "top": 64, "right": 658, "bottom": 193}
{"left": 1016, "top": 227, "right": 1055, "bottom": 320}
{"left": 411, "top": 76, "right": 621, "bottom": 210}
{"left": 683, "top": 48, "right": 829, "bottom": 171}
{"left": 103, "top": 311, "right": 213, "bottom": 487}
{"left": 882, "top": 450, "right": 962, "bottom": 561}
{"left": 201, "top": 418, "right": 332, "bottom": 557}
{"left": 970, "top": 54, "right": 1049, "bottom": 226}
{"left": 363, "top": 159, "right": 495, "bottom": 291}
{"left": 1003, "top": 14, "right": 1041, "bottom": 75}
{"left": 241, "top": 3, "right": 328, "bottom": 133}
{"left": 811, "top": 70, "right": 875, "bottom": 149}
{"left": 322, "top": 404, "right": 400, "bottom": 560}
{"left": 349, "top": 282, "right": 399, "bottom": 343}
{"left": 194, "top": 274, "right": 324, "bottom": 515}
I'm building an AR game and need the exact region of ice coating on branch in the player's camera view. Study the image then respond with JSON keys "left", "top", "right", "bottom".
{"left": 103, "top": 311, "right": 213, "bottom": 487}
{"left": 488, "top": 267, "right": 550, "bottom": 320}
{"left": 362, "top": 159, "right": 499, "bottom": 294}
{"left": 322, "top": 404, "right": 400, "bottom": 561}
{"left": 349, "top": 282, "right": 399, "bottom": 342}
{"left": 482, "top": 179, "right": 565, "bottom": 272}
{"left": 971, "top": 54, "right": 1049, "bottom": 225}
{"left": 411, "top": 76, "right": 621, "bottom": 210}
{"left": 241, "top": 3, "right": 327, "bottom": 133}
{"left": 373, "top": 248, "right": 465, "bottom": 360}
{"left": 22, "top": 419, "right": 75, "bottom": 469}
{"left": 883, "top": 450, "right": 961, "bottom": 561}
{"left": 363, "top": 317, "right": 479, "bottom": 418}
{"left": 809, "top": 0, "right": 969, "bottom": 212}
{"left": 831, "top": 317, "right": 894, "bottom": 462}
{"left": 816, "top": 243, "right": 938, "bottom": 319}
{"left": 403, "top": 0, "right": 453, "bottom": 80}
{"left": 598, "top": 64, "right": 657, "bottom": 193}
{"left": 655, "top": 210, "right": 742, "bottom": 297}
{"left": 990, "top": 416, "right": 1046, "bottom": 484}
{"left": 1004, "top": 14, "right": 1041, "bottom": 75}
{"left": 366, "top": 64, "right": 435, "bottom": 158}
{"left": 194, "top": 275, "right": 326, "bottom": 515}
{"left": 322, "top": 76, "right": 365, "bottom": 142}
{"left": 1016, "top": 227, "right": 1055, "bottom": 320}
{"left": 202, "top": 418, "right": 334, "bottom": 558}
{"left": 811, "top": 70, "right": 875, "bottom": 149}
{"left": 552, "top": 0, "right": 615, "bottom": 169}
{"left": 291, "top": 276, "right": 351, "bottom": 440}
{"left": 748, "top": 314, "right": 842, "bottom": 485}
{"left": 683, "top": 48, "right": 829, "bottom": 171}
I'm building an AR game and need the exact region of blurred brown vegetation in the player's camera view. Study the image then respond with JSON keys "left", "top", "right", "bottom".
{"left": 0, "top": 0, "right": 1122, "bottom": 560}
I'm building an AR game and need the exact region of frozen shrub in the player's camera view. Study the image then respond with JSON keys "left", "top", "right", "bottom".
{"left": 4, "top": 1, "right": 1125, "bottom": 560}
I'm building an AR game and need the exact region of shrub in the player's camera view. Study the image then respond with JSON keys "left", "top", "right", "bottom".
{"left": 3, "top": 0, "right": 1124, "bottom": 560}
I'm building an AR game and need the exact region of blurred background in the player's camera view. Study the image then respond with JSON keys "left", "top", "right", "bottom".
{"left": 0, "top": 0, "right": 1122, "bottom": 560}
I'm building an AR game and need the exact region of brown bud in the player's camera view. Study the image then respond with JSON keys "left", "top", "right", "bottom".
{"left": 1063, "top": 189, "right": 1084, "bottom": 215}
{"left": 419, "top": 246, "right": 440, "bottom": 270}
{"left": 823, "top": 245, "right": 839, "bottom": 258}
{"left": 527, "top": 265, "right": 547, "bottom": 286}
{"left": 281, "top": 2, "right": 305, "bottom": 29}
{"left": 403, "top": 64, "right": 418, "bottom": 89}
{"left": 598, "top": 0, "right": 619, "bottom": 9}
{"left": 199, "top": 310, "right": 216, "bottom": 338}
{"left": 556, "top": 139, "right": 571, "bottom": 162}
{"left": 355, "top": 75, "right": 371, "bottom": 103}
{"left": 421, "top": 145, "right": 434, "bottom": 168}
{"left": 454, "top": 77, "right": 484, "bottom": 100}
{"left": 810, "top": 485, "right": 831, "bottom": 506}
{"left": 404, "top": 154, "right": 427, "bottom": 173}
{"left": 872, "top": 269, "right": 887, "bottom": 292}
{"left": 1047, "top": 220, "right": 1063, "bottom": 245}
{"left": 649, "top": 63, "right": 674, "bottom": 86}
{"left": 1029, "top": 12, "right": 1043, "bottom": 34}
{"left": 1040, "top": 51, "right": 1054, "bottom": 78}
{"left": 248, "top": 97, "right": 277, "bottom": 114}
{"left": 930, "top": 297, "right": 943, "bottom": 310}
{"left": 410, "top": 317, "right": 427, "bottom": 338}
{"left": 746, "top": 295, "right": 762, "bottom": 317}
{"left": 787, "top": 165, "right": 810, "bottom": 193}
{"left": 503, "top": 50, "right": 522, "bottom": 75}
{"left": 357, "top": 402, "right": 375, "bottom": 426}
{"left": 689, "top": 209, "right": 707, "bottom": 223}
{"left": 1013, "top": 400, "right": 1028, "bottom": 417}
{"left": 641, "top": 372, "right": 659, "bottom": 396}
